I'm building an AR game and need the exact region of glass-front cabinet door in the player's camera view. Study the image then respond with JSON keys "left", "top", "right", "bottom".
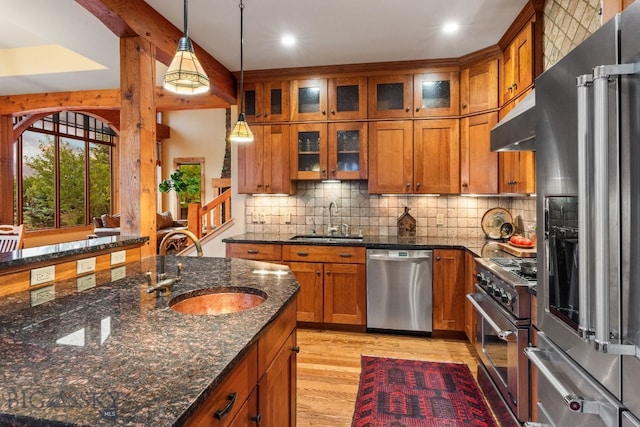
{"left": 328, "top": 122, "right": 367, "bottom": 180}
{"left": 328, "top": 77, "right": 367, "bottom": 120}
{"left": 413, "top": 71, "right": 459, "bottom": 117}
{"left": 290, "top": 123, "right": 328, "bottom": 180}
{"left": 291, "top": 79, "right": 328, "bottom": 121}
{"left": 243, "top": 81, "right": 289, "bottom": 123}
{"left": 368, "top": 74, "right": 413, "bottom": 119}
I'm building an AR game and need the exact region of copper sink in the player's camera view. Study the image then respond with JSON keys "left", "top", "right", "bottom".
{"left": 170, "top": 288, "right": 267, "bottom": 315}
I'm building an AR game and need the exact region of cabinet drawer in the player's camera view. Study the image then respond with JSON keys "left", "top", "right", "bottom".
{"left": 282, "top": 245, "right": 365, "bottom": 263}
{"left": 185, "top": 345, "right": 258, "bottom": 427}
{"left": 226, "top": 243, "right": 282, "bottom": 261}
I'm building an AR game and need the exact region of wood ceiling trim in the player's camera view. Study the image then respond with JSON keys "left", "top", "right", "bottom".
{"left": 76, "top": 0, "right": 237, "bottom": 104}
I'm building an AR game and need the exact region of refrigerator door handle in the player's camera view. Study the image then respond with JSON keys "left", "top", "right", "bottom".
{"left": 592, "top": 63, "right": 640, "bottom": 355}
{"left": 576, "top": 74, "right": 594, "bottom": 341}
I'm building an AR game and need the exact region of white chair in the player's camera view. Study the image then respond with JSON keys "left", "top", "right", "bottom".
{"left": 0, "top": 224, "right": 24, "bottom": 252}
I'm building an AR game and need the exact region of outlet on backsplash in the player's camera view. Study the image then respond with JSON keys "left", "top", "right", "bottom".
{"left": 284, "top": 212, "right": 292, "bottom": 224}
{"left": 436, "top": 214, "right": 444, "bottom": 225}
{"left": 252, "top": 211, "right": 260, "bottom": 223}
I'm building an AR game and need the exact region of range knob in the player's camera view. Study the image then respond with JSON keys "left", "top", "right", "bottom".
{"left": 501, "top": 293, "right": 511, "bottom": 304}
{"left": 493, "top": 287, "right": 502, "bottom": 297}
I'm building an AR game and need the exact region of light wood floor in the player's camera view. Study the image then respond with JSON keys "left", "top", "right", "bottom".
{"left": 296, "top": 328, "right": 479, "bottom": 427}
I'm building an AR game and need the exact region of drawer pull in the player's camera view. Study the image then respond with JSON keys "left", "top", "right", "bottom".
{"left": 297, "top": 252, "right": 309, "bottom": 257}
{"left": 251, "top": 413, "right": 262, "bottom": 424}
{"left": 214, "top": 392, "right": 237, "bottom": 420}
{"left": 247, "top": 249, "right": 259, "bottom": 254}
{"left": 339, "top": 253, "right": 352, "bottom": 258}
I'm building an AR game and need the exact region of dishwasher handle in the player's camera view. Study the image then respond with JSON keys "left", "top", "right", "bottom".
{"left": 367, "top": 253, "right": 431, "bottom": 262}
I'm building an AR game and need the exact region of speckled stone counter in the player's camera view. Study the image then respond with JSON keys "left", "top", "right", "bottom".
{"left": 0, "top": 255, "right": 299, "bottom": 426}
{"left": 222, "top": 232, "right": 505, "bottom": 257}
{"left": 0, "top": 235, "right": 148, "bottom": 270}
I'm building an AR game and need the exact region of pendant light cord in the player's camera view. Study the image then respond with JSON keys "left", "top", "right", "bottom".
{"left": 239, "top": 0, "right": 245, "bottom": 113}
{"left": 183, "top": 0, "right": 189, "bottom": 38}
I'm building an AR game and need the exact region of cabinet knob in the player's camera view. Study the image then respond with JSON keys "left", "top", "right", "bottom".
{"left": 265, "top": 184, "right": 270, "bottom": 188}
{"left": 512, "top": 83, "right": 517, "bottom": 90}
{"left": 462, "top": 183, "right": 468, "bottom": 187}
{"left": 256, "top": 184, "right": 263, "bottom": 188}
{"left": 292, "top": 346, "right": 301, "bottom": 353}
{"left": 256, "top": 112, "right": 261, "bottom": 117}
{"left": 416, "top": 182, "right": 421, "bottom": 188}
{"left": 322, "top": 169, "right": 326, "bottom": 174}
{"left": 405, "top": 106, "right": 411, "bottom": 112}
{"left": 326, "top": 271, "right": 331, "bottom": 275}
{"left": 330, "top": 109, "right": 336, "bottom": 115}
{"left": 322, "top": 110, "right": 326, "bottom": 115}
{"left": 436, "top": 256, "right": 441, "bottom": 261}
{"left": 251, "top": 414, "right": 262, "bottom": 424}
{"left": 406, "top": 182, "right": 411, "bottom": 188}
{"left": 461, "top": 103, "right": 467, "bottom": 109}
{"left": 264, "top": 112, "right": 269, "bottom": 117}
{"left": 415, "top": 107, "right": 420, "bottom": 112}
{"left": 316, "top": 270, "right": 321, "bottom": 275}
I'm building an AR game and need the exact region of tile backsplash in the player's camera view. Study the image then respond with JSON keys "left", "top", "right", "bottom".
{"left": 244, "top": 182, "right": 536, "bottom": 239}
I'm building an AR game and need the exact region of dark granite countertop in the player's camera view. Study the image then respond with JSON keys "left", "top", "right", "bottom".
{"left": 0, "top": 235, "right": 149, "bottom": 270}
{"left": 222, "top": 232, "right": 508, "bottom": 258}
{"left": 0, "top": 256, "right": 299, "bottom": 426}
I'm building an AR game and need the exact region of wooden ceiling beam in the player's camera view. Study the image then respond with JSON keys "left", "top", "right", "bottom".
{"left": 0, "top": 87, "right": 229, "bottom": 116}
{"left": 76, "top": 0, "right": 237, "bottom": 105}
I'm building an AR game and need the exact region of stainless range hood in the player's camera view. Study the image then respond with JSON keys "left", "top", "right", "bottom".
{"left": 490, "top": 89, "right": 536, "bottom": 151}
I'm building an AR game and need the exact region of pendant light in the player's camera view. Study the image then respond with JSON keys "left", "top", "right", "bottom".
{"left": 229, "top": 0, "right": 254, "bottom": 143}
{"left": 163, "top": 0, "right": 210, "bottom": 95}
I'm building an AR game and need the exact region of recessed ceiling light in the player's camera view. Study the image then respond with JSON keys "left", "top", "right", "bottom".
{"left": 281, "top": 34, "right": 296, "bottom": 47}
{"left": 442, "top": 22, "right": 460, "bottom": 34}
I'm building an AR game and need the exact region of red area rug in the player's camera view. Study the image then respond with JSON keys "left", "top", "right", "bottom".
{"left": 352, "top": 356, "right": 497, "bottom": 427}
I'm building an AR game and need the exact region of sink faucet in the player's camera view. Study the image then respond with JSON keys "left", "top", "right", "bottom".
{"left": 156, "top": 229, "right": 203, "bottom": 282}
{"left": 327, "top": 201, "right": 339, "bottom": 234}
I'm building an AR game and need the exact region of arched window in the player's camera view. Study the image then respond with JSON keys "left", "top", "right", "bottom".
{"left": 16, "top": 112, "right": 115, "bottom": 230}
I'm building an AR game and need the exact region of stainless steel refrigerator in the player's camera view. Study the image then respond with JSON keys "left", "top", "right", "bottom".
{"left": 527, "top": 2, "right": 640, "bottom": 426}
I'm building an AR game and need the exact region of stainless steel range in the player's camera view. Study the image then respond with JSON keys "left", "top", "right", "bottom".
{"left": 468, "top": 257, "right": 536, "bottom": 426}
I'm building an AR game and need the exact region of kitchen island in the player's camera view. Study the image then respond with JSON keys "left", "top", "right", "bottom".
{"left": 0, "top": 255, "right": 299, "bottom": 426}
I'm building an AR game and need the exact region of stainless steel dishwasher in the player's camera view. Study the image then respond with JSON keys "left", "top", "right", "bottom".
{"left": 366, "top": 249, "right": 433, "bottom": 333}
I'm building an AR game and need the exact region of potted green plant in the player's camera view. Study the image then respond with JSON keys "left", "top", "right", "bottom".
{"left": 158, "top": 170, "right": 201, "bottom": 218}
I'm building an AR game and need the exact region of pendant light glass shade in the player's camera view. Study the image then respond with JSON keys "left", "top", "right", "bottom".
{"left": 163, "top": 0, "right": 210, "bottom": 95}
{"left": 229, "top": 0, "right": 254, "bottom": 143}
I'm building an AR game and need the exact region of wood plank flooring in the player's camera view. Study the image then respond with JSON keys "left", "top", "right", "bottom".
{"left": 296, "top": 328, "right": 480, "bottom": 427}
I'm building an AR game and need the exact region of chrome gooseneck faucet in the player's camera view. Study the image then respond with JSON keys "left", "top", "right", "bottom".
{"left": 327, "top": 201, "right": 339, "bottom": 234}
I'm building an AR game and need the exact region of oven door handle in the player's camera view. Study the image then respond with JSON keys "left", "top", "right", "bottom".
{"left": 466, "top": 294, "right": 516, "bottom": 342}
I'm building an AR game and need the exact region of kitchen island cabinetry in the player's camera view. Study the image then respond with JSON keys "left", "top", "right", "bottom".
{"left": 237, "top": 125, "right": 293, "bottom": 195}
{"left": 283, "top": 245, "right": 366, "bottom": 327}
{"left": 432, "top": 249, "right": 466, "bottom": 332}
{"left": 243, "top": 80, "right": 290, "bottom": 123}
{"left": 460, "top": 112, "right": 499, "bottom": 194}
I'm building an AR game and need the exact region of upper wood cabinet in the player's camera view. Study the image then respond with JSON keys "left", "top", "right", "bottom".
{"left": 413, "top": 119, "right": 459, "bottom": 194}
{"left": 328, "top": 76, "right": 368, "bottom": 120}
{"left": 368, "top": 120, "right": 413, "bottom": 194}
{"left": 497, "top": 95, "right": 535, "bottom": 194}
{"left": 413, "top": 71, "right": 460, "bottom": 117}
{"left": 291, "top": 122, "right": 367, "bottom": 181}
{"left": 291, "top": 78, "right": 328, "bottom": 121}
{"left": 244, "top": 81, "right": 290, "bottom": 123}
{"left": 460, "top": 59, "right": 499, "bottom": 114}
{"left": 368, "top": 74, "right": 413, "bottom": 119}
{"left": 501, "top": 22, "right": 534, "bottom": 104}
{"left": 237, "top": 125, "right": 293, "bottom": 194}
{"left": 460, "top": 112, "right": 499, "bottom": 194}
{"left": 369, "top": 120, "right": 458, "bottom": 194}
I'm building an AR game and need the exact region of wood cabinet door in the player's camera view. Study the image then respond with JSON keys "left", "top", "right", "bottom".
{"left": 432, "top": 249, "right": 465, "bottom": 331}
{"left": 263, "top": 124, "right": 292, "bottom": 194}
{"left": 368, "top": 120, "right": 413, "bottom": 194}
{"left": 501, "top": 43, "right": 516, "bottom": 104}
{"left": 513, "top": 23, "right": 534, "bottom": 98}
{"left": 328, "top": 76, "right": 367, "bottom": 120}
{"left": 323, "top": 263, "right": 366, "bottom": 325}
{"left": 287, "top": 262, "right": 324, "bottom": 323}
{"left": 460, "top": 59, "right": 499, "bottom": 114}
{"left": 413, "top": 71, "right": 460, "bottom": 117}
{"left": 367, "top": 74, "right": 413, "bottom": 119}
{"left": 328, "top": 121, "right": 368, "bottom": 180}
{"left": 291, "top": 78, "right": 328, "bottom": 121}
{"left": 258, "top": 331, "right": 297, "bottom": 427}
{"left": 237, "top": 126, "right": 264, "bottom": 193}
{"left": 460, "top": 112, "right": 498, "bottom": 194}
{"left": 464, "top": 251, "right": 477, "bottom": 343}
{"left": 263, "top": 80, "right": 290, "bottom": 123}
{"left": 243, "top": 81, "right": 263, "bottom": 124}
{"left": 413, "top": 119, "right": 459, "bottom": 194}
{"left": 290, "top": 123, "right": 328, "bottom": 180}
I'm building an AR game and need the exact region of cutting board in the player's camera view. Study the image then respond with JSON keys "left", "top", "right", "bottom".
{"left": 497, "top": 242, "right": 537, "bottom": 258}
